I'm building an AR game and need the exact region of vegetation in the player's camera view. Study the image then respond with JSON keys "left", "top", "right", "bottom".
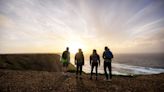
{"left": 0, "top": 54, "right": 61, "bottom": 72}
{"left": 67, "top": 63, "right": 76, "bottom": 73}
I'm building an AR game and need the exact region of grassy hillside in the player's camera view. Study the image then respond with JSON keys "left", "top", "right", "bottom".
{"left": 0, "top": 54, "right": 62, "bottom": 72}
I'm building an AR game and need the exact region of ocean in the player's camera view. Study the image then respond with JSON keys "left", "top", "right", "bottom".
{"left": 71, "top": 53, "right": 164, "bottom": 75}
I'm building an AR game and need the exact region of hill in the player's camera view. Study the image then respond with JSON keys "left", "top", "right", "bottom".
{"left": 0, "top": 54, "right": 61, "bottom": 72}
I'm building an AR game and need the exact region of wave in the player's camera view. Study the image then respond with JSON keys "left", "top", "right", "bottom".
{"left": 82, "top": 62, "right": 164, "bottom": 75}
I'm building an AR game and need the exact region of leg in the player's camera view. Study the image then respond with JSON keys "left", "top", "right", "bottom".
{"left": 64, "top": 63, "right": 67, "bottom": 73}
{"left": 80, "top": 65, "right": 82, "bottom": 75}
{"left": 104, "top": 61, "right": 108, "bottom": 80}
{"left": 76, "top": 65, "right": 79, "bottom": 76}
{"left": 107, "top": 61, "right": 111, "bottom": 79}
{"left": 95, "top": 63, "right": 98, "bottom": 76}
{"left": 62, "top": 63, "right": 66, "bottom": 73}
{"left": 108, "top": 62, "right": 112, "bottom": 79}
{"left": 65, "top": 62, "right": 69, "bottom": 72}
{"left": 95, "top": 63, "right": 98, "bottom": 80}
{"left": 90, "top": 63, "right": 94, "bottom": 79}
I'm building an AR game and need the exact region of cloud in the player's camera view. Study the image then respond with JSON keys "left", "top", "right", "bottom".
{"left": 0, "top": 14, "right": 15, "bottom": 29}
{"left": 0, "top": 0, "right": 164, "bottom": 53}
{"left": 119, "top": 29, "right": 164, "bottom": 53}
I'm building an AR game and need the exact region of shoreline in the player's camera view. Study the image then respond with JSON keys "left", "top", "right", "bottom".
{"left": 68, "top": 63, "right": 164, "bottom": 77}
{"left": 0, "top": 53, "right": 164, "bottom": 91}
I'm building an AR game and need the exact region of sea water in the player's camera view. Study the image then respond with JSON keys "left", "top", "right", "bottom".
{"left": 71, "top": 53, "right": 164, "bottom": 75}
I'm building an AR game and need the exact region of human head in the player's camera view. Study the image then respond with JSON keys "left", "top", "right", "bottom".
{"left": 105, "top": 46, "right": 109, "bottom": 51}
{"left": 93, "top": 49, "right": 97, "bottom": 54}
{"left": 78, "top": 48, "right": 82, "bottom": 52}
{"left": 66, "top": 47, "right": 69, "bottom": 51}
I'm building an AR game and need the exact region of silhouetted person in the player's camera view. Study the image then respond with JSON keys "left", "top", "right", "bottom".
{"left": 75, "top": 49, "right": 84, "bottom": 79}
{"left": 103, "top": 46, "right": 113, "bottom": 81}
{"left": 90, "top": 49, "right": 100, "bottom": 80}
{"left": 61, "top": 47, "right": 70, "bottom": 74}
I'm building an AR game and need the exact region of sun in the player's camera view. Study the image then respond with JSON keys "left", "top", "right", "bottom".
{"left": 67, "top": 41, "right": 85, "bottom": 54}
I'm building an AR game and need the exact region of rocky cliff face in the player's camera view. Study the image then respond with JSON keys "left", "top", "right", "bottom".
{"left": 0, "top": 54, "right": 62, "bottom": 72}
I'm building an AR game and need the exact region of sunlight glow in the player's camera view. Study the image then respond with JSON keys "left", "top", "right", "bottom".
{"left": 0, "top": 0, "right": 163, "bottom": 53}
{"left": 67, "top": 41, "right": 86, "bottom": 54}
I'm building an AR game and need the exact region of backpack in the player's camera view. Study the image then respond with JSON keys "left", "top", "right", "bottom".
{"left": 75, "top": 52, "right": 84, "bottom": 65}
{"left": 92, "top": 54, "right": 99, "bottom": 62}
{"left": 76, "top": 53, "right": 83, "bottom": 61}
{"left": 104, "top": 51, "right": 113, "bottom": 59}
{"left": 62, "top": 51, "right": 67, "bottom": 59}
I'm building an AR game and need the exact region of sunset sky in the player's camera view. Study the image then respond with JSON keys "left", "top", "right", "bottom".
{"left": 0, "top": 0, "right": 164, "bottom": 54}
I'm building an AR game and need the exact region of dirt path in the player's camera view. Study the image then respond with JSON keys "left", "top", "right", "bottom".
{"left": 0, "top": 69, "right": 164, "bottom": 92}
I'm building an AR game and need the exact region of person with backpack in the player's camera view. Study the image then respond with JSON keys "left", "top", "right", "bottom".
{"left": 90, "top": 49, "right": 100, "bottom": 80}
{"left": 75, "top": 49, "right": 84, "bottom": 79}
{"left": 61, "top": 47, "right": 70, "bottom": 74}
{"left": 103, "top": 46, "right": 114, "bottom": 81}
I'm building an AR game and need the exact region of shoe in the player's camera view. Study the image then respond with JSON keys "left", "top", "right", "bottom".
{"left": 76, "top": 75, "right": 78, "bottom": 79}
{"left": 103, "top": 78, "right": 110, "bottom": 81}
{"left": 106, "top": 79, "right": 112, "bottom": 82}
{"left": 103, "top": 78, "right": 107, "bottom": 81}
{"left": 96, "top": 76, "right": 98, "bottom": 80}
{"left": 79, "top": 76, "right": 82, "bottom": 79}
{"left": 104, "top": 79, "right": 112, "bottom": 82}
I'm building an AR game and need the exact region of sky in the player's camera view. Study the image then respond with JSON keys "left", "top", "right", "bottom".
{"left": 0, "top": 0, "right": 164, "bottom": 54}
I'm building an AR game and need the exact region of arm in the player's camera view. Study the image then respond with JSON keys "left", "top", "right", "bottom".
{"left": 61, "top": 51, "right": 64, "bottom": 59}
{"left": 60, "top": 52, "right": 64, "bottom": 63}
{"left": 102, "top": 52, "right": 105, "bottom": 59}
{"left": 90, "top": 55, "right": 92, "bottom": 66}
{"left": 111, "top": 51, "right": 114, "bottom": 59}
{"left": 98, "top": 55, "right": 100, "bottom": 66}
{"left": 74, "top": 54, "right": 77, "bottom": 65}
{"left": 68, "top": 52, "right": 70, "bottom": 63}
{"left": 82, "top": 54, "right": 84, "bottom": 65}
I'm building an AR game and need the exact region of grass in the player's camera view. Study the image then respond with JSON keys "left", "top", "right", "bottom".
{"left": 67, "top": 63, "right": 76, "bottom": 73}
{"left": 67, "top": 64, "right": 87, "bottom": 74}
{"left": 0, "top": 54, "right": 61, "bottom": 72}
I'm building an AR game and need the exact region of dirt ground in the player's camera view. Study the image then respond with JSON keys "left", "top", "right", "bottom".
{"left": 0, "top": 69, "right": 164, "bottom": 92}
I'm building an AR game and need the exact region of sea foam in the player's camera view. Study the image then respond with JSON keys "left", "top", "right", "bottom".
{"left": 82, "top": 62, "right": 164, "bottom": 75}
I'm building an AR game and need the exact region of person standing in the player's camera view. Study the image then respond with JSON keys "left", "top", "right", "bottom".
{"left": 75, "top": 49, "right": 84, "bottom": 79}
{"left": 61, "top": 47, "right": 70, "bottom": 74}
{"left": 103, "top": 46, "right": 114, "bottom": 81}
{"left": 90, "top": 49, "right": 100, "bottom": 80}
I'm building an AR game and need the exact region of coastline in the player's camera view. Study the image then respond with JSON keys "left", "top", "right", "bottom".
{"left": 0, "top": 53, "right": 164, "bottom": 92}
